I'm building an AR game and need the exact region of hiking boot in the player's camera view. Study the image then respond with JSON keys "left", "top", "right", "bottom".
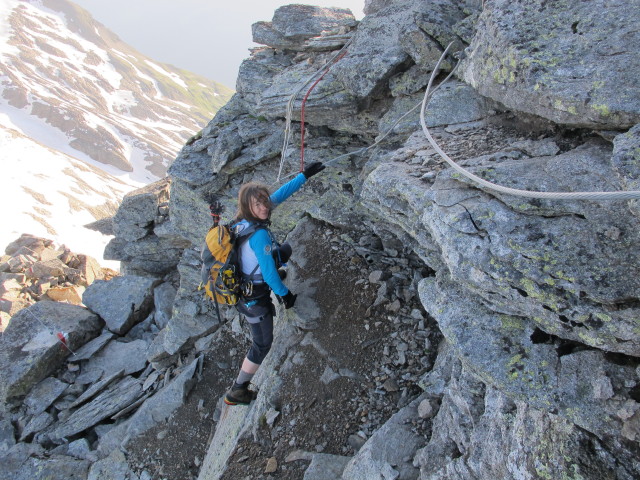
{"left": 224, "top": 384, "right": 257, "bottom": 406}
{"left": 278, "top": 268, "right": 287, "bottom": 280}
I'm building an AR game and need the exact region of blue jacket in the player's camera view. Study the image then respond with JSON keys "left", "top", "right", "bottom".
{"left": 235, "top": 173, "right": 306, "bottom": 296}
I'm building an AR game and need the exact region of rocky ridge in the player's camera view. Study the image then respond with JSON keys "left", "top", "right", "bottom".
{"left": 1, "top": 1, "right": 640, "bottom": 480}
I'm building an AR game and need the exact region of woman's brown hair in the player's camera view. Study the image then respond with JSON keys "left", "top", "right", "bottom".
{"left": 235, "top": 182, "right": 273, "bottom": 222}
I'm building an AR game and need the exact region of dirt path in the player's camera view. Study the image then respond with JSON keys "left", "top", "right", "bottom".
{"left": 220, "top": 218, "right": 438, "bottom": 479}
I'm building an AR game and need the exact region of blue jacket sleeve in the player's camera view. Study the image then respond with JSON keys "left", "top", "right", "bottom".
{"left": 249, "top": 229, "right": 288, "bottom": 296}
{"left": 270, "top": 173, "right": 306, "bottom": 206}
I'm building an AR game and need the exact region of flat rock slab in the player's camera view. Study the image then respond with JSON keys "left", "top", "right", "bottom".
{"left": 82, "top": 275, "right": 159, "bottom": 335}
{"left": 46, "top": 376, "right": 143, "bottom": 442}
{"left": 153, "top": 282, "right": 177, "bottom": 330}
{"left": 20, "top": 411, "right": 54, "bottom": 441}
{"left": 0, "top": 418, "right": 16, "bottom": 453}
{"left": 112, "top": 178, "right": 170, "bottom": 242}
{"left": 24, "top": 376, "right": 69, "bottom": 416}
{"left": 379, "top": 81, "right": 493, "bottom": 135}
{"left": 4, "top": 234, "right": 50, "bottom": 256}
{"left": 26, "top": 258, "right": 68, "bottom": 279}
{"left": 342, "top": 395, "right": 424, "bottom": 480}
{"left": 69, "top": 369, "right": 125, "bottom": 409}
{"left": 82, "top": 339, "right": 149, "bottom": 380}
{"left": 70, "top": 330, "right": 116, "bottom": 362}
{"left": 0, "top": 302, "right": 101, "bottom": 409}
{"left": 88, "top": 449, "right": 138, "bottom": 480}
{"left": 197, "top": 402, "right": 254, "bottom": 480}
{"left": 303, "top": 453, "right": 351, "bottom": 480}
{"left": 3, "top": 451, "right": 90, "bottom": 480}
{"left": 252, "top": 4, "right": 356, "bottom": 50}
{"left": 125, "top": 356, "right": 200, "bottom": 442}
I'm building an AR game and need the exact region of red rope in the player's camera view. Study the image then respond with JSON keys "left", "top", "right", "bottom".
{"left": 299, "top": 51, "right": 348, "bottom": 172}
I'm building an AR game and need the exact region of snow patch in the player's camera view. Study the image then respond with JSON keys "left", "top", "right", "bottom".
{"left": 111, "top": 89, "right": 137, "bottom": 113}
{"left": 0, "top": 96, "right": 137, "bottom": 183}
{"left": 144, "top": 60, "right": 188, "bottom": 89}
{"left": 19, "top": 1, "right": 123, "bottom": 89}
{"left": 0, "top": 0, "right": 20, "bottom": 57}
{"left": 0, "top": 122, "right": 138, "bottom": 269}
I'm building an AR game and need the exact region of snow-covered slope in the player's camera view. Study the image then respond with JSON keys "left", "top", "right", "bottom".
{"left": 0, "top": 0, "right": 233, "bottom": 265}
{"left": 0, "top": 119, "right": 129, "bottom": 268}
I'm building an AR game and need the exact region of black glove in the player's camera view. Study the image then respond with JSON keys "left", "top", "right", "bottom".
{"left": 302, "top": 162, "right": 325, "bottom": 179}
{"left": 280, "top": 291, "right": 297, "bottom": 309}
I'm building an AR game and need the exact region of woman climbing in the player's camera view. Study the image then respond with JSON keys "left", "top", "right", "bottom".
{"left": 224, "top": 161, "right": 326, "bottom": 405}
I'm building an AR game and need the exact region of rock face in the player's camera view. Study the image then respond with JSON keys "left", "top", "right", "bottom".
{"left": 82, "top": 276, "right": 159, "bottom": 335}
{"left": 252, "top": 5, "right": 356, "bottom": 51}
{"left": 461, "top": 0, "right": 640, "bottom": 129}
{"left": 0, "top": 236, "right": 204, "bottom": 480}
{"left": 104, "top": 178, "right": 191, "bottom": 276}
{"left": 0, "top": 301, "right": 102, "bottom": 409}
{"left": 3, "top": 1, "right": 640, "bottom": 479}
{"left": 332, "top": 0, "right": 467, "bottom": 100}
{"left": 111, "top": 1, "right": 640, "bottom": 478}
{"left": 363, "top": 138, "right": 640, "bottom": 358}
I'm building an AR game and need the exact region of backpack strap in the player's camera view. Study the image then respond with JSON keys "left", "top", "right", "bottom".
{"left": 234, "top": 223, "right": 261, "bottom": 242}
{"left": 235, "top": 223, "right": 267, "bottom": 283}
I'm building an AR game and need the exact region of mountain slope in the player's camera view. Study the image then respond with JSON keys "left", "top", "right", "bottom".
{"left": 0, "top": 123, "right": 127, "bottom": 267}
{"left": 1, "top": 0, "right": 233, "bottom": 181}
{"left": 0, "top": 0, "right": 233, "bottom": 261}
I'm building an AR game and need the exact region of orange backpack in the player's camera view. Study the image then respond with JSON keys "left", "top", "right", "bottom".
{"left": 200, "top": 223, "right": 261, "bottom": 306}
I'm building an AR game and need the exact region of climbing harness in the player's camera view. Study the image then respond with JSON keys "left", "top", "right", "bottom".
{"left": 419, "top": 43, "right": 640, "bottom": 201}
